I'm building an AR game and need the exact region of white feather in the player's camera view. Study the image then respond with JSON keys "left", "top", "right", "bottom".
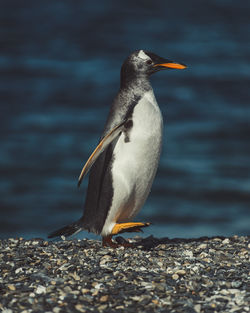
{"left": 138, "top": 50, "right": 150, "bottom": 60}
{"left": 101, "top": 90, "right": 163, "bottom": 236}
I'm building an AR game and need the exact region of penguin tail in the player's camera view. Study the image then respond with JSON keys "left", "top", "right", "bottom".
{"left": 48, "top": 219, "right": 83, "bottom": 239}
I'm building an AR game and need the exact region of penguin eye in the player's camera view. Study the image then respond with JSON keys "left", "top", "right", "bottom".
{"left": 146, "top": 60, "right": 152, "bottom": 65}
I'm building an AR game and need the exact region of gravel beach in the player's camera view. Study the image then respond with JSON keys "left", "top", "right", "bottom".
{"left": 0, "top": 235, "right": 249, "bottom": 313}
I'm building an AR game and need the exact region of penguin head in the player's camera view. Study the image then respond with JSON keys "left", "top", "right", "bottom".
{"left": 120, "top": 50, "right": 187, "bottom": 86}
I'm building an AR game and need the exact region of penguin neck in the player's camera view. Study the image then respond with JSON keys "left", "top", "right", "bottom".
{"left": 120, "top": 74, "right": 151, "bottom": 94}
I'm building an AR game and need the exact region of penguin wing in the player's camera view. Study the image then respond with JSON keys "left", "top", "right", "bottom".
{"left": 77, "top": 119, "right": 126, "bottom": 187}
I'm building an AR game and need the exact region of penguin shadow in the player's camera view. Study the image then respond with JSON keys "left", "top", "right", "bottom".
{"left": 115, "top": 235, "right": 228, "bottom": 251}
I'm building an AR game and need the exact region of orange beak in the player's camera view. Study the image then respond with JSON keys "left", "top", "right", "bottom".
{"left": 154, "top": 62, "right": 187, "bottom": 69}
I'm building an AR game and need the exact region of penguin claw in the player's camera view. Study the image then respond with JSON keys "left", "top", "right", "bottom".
{"left": 102, "top": 235, "right": 134, "bottom": 248}
{"left": 102, "top": 235, "right": 119, "bottom": 248}
{"left": 115, "top": 236, "right": 134, "bottom": 247}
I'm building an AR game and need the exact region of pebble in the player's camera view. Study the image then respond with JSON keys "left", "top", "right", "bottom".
{"left": 197, "top": 243, "right": 207, "bottom": 249}
{"left": 100, "top": 295, "right": 109, "bottom": 302}
{"left": 75, "top": 304, "right": 86, "bottom": 312}
{"left": 1, "top": 309, "right": 13, "bottom": 313}
{"left": 15, "top": 268, "right": 23, "bottom": 274}
{"left": 36, "top": 285, "right": 46, "bottom": 294}
{"left": 7, "top": 284, "right": 16, "bottom": 291}
{"left": 175, "top": 269, "right": 186, "bottom": 275}
{"left": 231, "top": 281, "right": 242, "bottom": 288}
{"left": 172, "top": 273, "right": 179, "bottom": 280}
{"left": 0, "top": 236, "right": 249, "bottom": 313}
{"left": 183, "top": 250, "right": 194, "bottom": 258}
{"left": 194, "top": 304, "right": 201, "bottom": 313}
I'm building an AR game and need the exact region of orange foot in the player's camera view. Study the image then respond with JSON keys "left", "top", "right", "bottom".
{"left": 111, "top": 222, "right": 150, "bottom": 235}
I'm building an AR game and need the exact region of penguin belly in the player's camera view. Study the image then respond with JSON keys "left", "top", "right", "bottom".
{"left": 101, "top": 91, "right": 163, "bottom": 236}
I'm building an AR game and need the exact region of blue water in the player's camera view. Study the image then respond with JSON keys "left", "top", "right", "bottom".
{"left": 1, "top": 0, "right": 250, "bottom": 239}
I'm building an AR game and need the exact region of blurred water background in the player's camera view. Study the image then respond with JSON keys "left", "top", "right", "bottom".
{"left": 1, "top": 0, "right": 250, "bottom": 240}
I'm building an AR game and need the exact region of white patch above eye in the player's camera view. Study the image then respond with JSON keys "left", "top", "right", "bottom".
{"left": 138, "top": 50, "right": 149, "bottom": 60}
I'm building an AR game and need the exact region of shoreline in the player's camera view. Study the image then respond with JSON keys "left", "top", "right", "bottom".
{"left": 1, "top": 235, "right": 249, "bottom": 312}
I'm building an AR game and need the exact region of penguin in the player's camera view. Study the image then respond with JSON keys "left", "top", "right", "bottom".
{"left": 48, "top": 50, "right": 187, "bottom": 247}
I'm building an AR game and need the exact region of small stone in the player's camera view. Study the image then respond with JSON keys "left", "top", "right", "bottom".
{"left": 140, "top": 282, "right": 153, "bottom": 289}
{"left": 183, "top": 250, "right": 193, "bottom": 258}
{"left": 202, "top": 258, "right": 211, "bottom": 263}
{"left": 228, "top": 288, "right": 242, "bottom": 294}
{"left": 100, "top": 295, "right": 109, "bottom": 302}
{"left": 152, "top": 299, "right": 159, "bottom": 305}
{"left": 220, "top": 289, "right": 229, "bottom": 295}
{"left": 64, "top": 286, "right": 72, "bottom": 293}
{"left": 1, "top": 309, "right": 13, "bottom": 313}
{"left": 92, "top": 282, "right": 102, "bottom": 289}
{"left": 209, "top": 248, "right": 216, "bottom": 253}
{"left": 75, "top": 304, "right": 86, "bottom": 312}
{"left": 36, "top": 285, "right": 46, "bottom": 294}
{"left": 98, "top": 305, "right": 107, "bottom": 311}
{"left": 222, "top": 238, "right": 230, "bottom": 244}
{"left": 154, "top": 283, "right": 165, "bottom": 291}
{"left": 231, "top": 281, "right": 242, "bottom": 288}
{"left": 7, "top": 284, "right": 16, "bottom": 291}
{"left": 175, "top": 269, "right": 186, "bottom": 275}
{"left": 70, "top": 271, "right": 80, "bottom": 281}
{"left": 172, "top": 274, "right": 179, "bottom": 280}
{"left": 15, "top": 267, "right": 23, "bottom": 274}
{"left": 131, "top": 296, "right": 141, "bottom": 301}
{"left": 194, "top": 304, "right": 201, "bottom": 313}
{"left": 197, "top": 244, "right": 207, "bottom": 249}
{"left": 213, "top": 238, "right": 222, "bottom": 242}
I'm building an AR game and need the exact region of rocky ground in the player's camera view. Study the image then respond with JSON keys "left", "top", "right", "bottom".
{"left": 0, "top": 235, "right": 249, "bottom": 313}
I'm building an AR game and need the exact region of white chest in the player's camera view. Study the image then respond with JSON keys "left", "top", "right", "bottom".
{"left": 114, "top": 90, "right": 163, "bottom": 166}
{"left": 113, "top": 91, "right": 163, "bottom": 212}
{"left": 101, "top": 90, "right": 163, "bottom": 235}
{"left": 129, "top": 90, "right": 163, "bottom": 144}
